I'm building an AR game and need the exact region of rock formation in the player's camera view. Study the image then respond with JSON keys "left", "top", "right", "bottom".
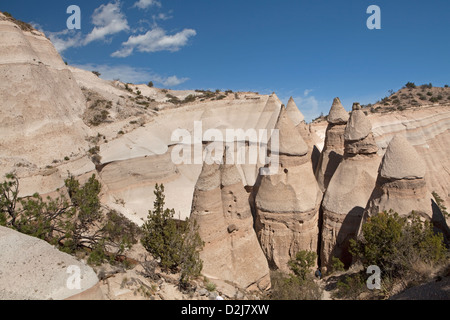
{"left": 0, "top": 13, "right": 90, "bottom": 172}
{"left": 315, "top": 98, "right": 349, "bottom": 192}
{"left": 0, "top": 226, "right": 103, "bottom": 300}
{"left": 190, "top": 146, "right": 270, "bottom": 290}
{"left": 285, "top": 97, "right": 321, "bottom": 170}
{"left": 253, "top": 106, "right": 322, "bottom": 271}
{"left": 320, "top": 106, "right": 381, "bottom": 269}
{"left": 364, "top": 135, "right": 432, "bottom": 219}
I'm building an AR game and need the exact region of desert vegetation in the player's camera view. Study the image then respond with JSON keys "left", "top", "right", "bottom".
{"left": 141, "top": 183, "right": 204, "bottom": 287}
{"left": 0, "top": 173, "right": 140, "bottom": 266}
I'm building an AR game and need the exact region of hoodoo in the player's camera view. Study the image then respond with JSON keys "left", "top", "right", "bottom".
{"left": 253, "top": 106, "right": 322, "bottom": 271}
{"left": 320, "top": 106, "right": 380, "bottom": 269}
{"left": 191, "top": 146, "right": 270, "bottom": 290}
{"left": 315, "top": 98, "right": 349, "bottom": 191}
{"left": 364, "top": 135, "right": 430, "bottom": 218}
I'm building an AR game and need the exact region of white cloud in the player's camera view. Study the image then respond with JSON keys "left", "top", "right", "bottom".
{"left": 111, "top": 27, "right": 196, "bottom": 57}
{"left": 133, "top": 0, "right": 162, "bottom": 9}
{"left": 34, "top": 27, "right": 82, "bottom": 53}
{"left": 290, "top": 95, "right": 322, "bottom": 123}
{"left": 84, "top": 1, "right": 130, "bottom": 45}
{"left": 304, "top": 89, "right": 313, "bottom": 96}
{"left": 73, "top": 64, "right": 188, "bottom": 87}
{"left": 153, "top": 75, "right": 189, "bottom": 86}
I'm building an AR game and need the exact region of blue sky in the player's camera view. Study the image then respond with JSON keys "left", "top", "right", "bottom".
{"left": 2, "top": 0, "right": 450, "bottom": 121}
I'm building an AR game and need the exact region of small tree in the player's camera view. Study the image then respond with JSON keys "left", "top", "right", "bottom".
{"left": 0, "top": 173, "right": 139, "bottom": 264}
{"left": 141, "top": 184, "right": 203, "bottom": 283}
{"left": 288, "top": 250, "right": 317, "bottom": 281}
{"left": 148, "top": 81, "right": 154, "bottom": 87}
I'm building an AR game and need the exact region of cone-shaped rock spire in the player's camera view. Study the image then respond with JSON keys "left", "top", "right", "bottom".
{"left": 380, "top": 135, "right": 426, "bottom": 180}
{"left": 269, "top": 106, "right": 308, "bottom": 157}
{"left": 285, "top": 97, "right": 305, "bottom": 126}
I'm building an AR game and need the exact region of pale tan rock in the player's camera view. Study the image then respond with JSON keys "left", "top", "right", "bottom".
{"left": 327, "top": 98, "right": 349, "bottom": 124}
{"left": 254, "top": 108, "right": 322, "bottom": 271}
{"left": 285, "top": 97, "right": 305, "bottom": 126}
{"left": 344, "top": 109, "right": 372, "bottom": 141}
{"left": 269, "top": 107, "right": 308, "bottom": 157}
{"left": 380, "top": 135, "right": 426, "bottom": 180}
{"left": 0, "top": 226, "right": 102, "bottom": 300}
{"left": 191, "top": 148, "right": 270, "bottom": 290}
{"left": 320, "top": 109, "right": 380, "bottom": 268}
{"left": 364, "top": 135, "right": 433, "bottom": 221}
{"left": 315, "top": 98, "right": 349, "bottom": 191}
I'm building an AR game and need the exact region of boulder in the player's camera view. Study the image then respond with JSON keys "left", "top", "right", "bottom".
{"left": 0, "top": 226, "right": 103, "bottom": 300}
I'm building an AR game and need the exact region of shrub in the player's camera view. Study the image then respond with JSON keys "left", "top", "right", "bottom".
{"left": 330, "top": 256, "right": 345, "bottom": 273}
{"left": 0, "top": 173, "right": 139, "bottom": 264}
{"left": 270, "top": 271, "right": 322, "bottom": 300}
{"left": 182, "top": 94, "right": 196, "bottom": 104}
{"left": 141, "top": 184, "right": 203, "bottom": 284}
{"left": 92, "top": 71, "right": 101, "bottom": 77}
{"left": 332, "top": 273, "right": 367, "bottom": 300}
{"left": 445, "top": 84, "right": 449, "bottom": 88}
{"left": 148, "top": 81, "right": 154, "bottom": 87}
{"left": 405, "top": 82, "right": 416, "bottom": 89}
{"left": 350, "top": 210, "right": 447, "bottom": 282}
{"left": 205, "top": 281, "right": 216, "bottom": 292}
{"left": 430, "top": 97, "right": 439, "bottom": 103}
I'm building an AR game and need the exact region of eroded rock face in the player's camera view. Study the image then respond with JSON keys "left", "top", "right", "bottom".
{"left": 320, "top": 108, "right": 380, "bottom": 269}
{"left": 0, "top": 16, "right": 90, "bottom": 171}
{"left": 254, "top": 107, "right": 322, "bottom": 271}
{"left": 315, "top": 98, "right": 349, "bottom": 192}
{"left": 191, "top": 148, "right": 270, "bottom": 291}
{"left": 0, "top": 226, "right": 103, "bottom": 300}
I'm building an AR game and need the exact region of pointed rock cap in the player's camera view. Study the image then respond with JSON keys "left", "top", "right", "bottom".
{"left": 195, "top": 146, "right": 221, "bottom": 191}
{"left": 352, "top": 102, "right": 361, "bottom": 111}
{"left": 269, "top": 107, "right": 308, "bottom": 156}
{"left": 380, "top": 135, "right": 426, "bottom": 180}
{"left": 327, "top": 97, "right": 349, "bottom": 124}
{"left": 344, "top": 109, "right": 372, "bottom": 141}
{"left": 255, "top": 93, "right": 282, "bottom": 130}
{"left": 286, "top": 97, "right": 305, "bottom": 126}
